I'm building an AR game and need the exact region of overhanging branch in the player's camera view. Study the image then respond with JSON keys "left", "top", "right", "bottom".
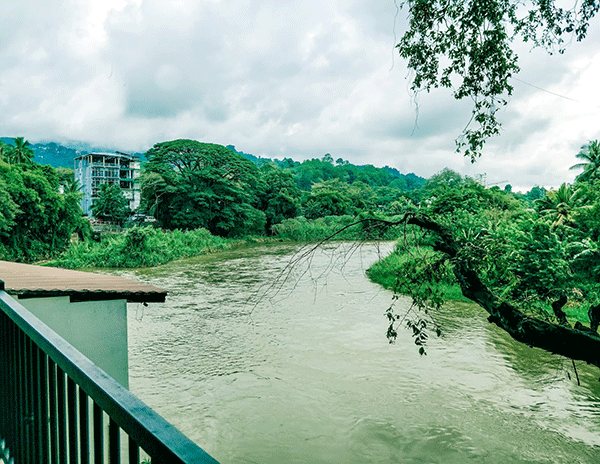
{"left": 389, "top": 213, "right": 600, "bottom": 368}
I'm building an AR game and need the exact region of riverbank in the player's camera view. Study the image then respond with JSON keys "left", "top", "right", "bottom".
{"left": 366, "top": 242, "right": 592, "bottom": 326}
{"left": 47, "top": 227, "right": 261, "bottom": 269}
{"left": 47, "top": 215, "right": 405, "bottom": 270}
{"left": 366, "top": 243, "right": 467, "bottom": 301}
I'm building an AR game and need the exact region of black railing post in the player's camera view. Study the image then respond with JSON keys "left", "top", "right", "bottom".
{"left": 38, "top": 347, "right": 50, "bottom": 464}
{"left": 68, "top": 377, "right": 79, "bottom": 464}
{"left": 109, "top": 418, "right": 120, "bottom": 463}
{"left": 17, "top": 328, "right": 26, "bottom": 462}
{"left": 79, "top": 390, "right": 90, "bottom": 464}
{"left": 93, "top": 402, "right": 104, "bottom": 463}
{"left": 57, "top": 367, "right": 67, "bottom": 463}
{"left": 48, "top": 360, "right": 59, "bottom": 463}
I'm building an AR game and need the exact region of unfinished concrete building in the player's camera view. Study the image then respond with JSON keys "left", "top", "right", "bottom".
{"left": 74, "top": 152, "right": 141, "bottom": 217}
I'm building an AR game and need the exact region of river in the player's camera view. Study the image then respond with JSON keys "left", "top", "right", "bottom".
{"left": 114, "top": 242, "right": 600, "bottom": 463}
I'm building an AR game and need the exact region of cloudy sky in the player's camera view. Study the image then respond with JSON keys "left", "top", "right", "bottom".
{"left": 1, "top": 0, "right": 599, "bottom": 191}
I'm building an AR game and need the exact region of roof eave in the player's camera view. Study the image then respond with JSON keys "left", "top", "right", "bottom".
{"left": 12, "top": 290, "right": 166, "bottom": 304}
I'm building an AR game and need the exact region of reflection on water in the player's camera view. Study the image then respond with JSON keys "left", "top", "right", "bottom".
{"left": 113, "top": 243, "right": 600, "bottom": 463}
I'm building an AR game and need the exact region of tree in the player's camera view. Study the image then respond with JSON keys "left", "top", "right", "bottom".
{"left": 0, "top": 178, "right": 18, "bottom": 238}
{"left": 141, "top": 140, "right": 265, "bottom": 237}
{"left": 352, "top": 167, "right": 600, "bottom": 373}
{"left": 303, "top": 190, "right": 353, "bottom": 220}
{"left": 9, "top": 137, "right": 34, "bottom": 164}
{"left": 525, "top": 186, "right": 547, "bottom": 204}
{"left": 92, "top": 183, "right": 131, "bottom": 225}
{"left": 0, "top": 141, "right": 11, "bottom": 163}
{"left": 302, "top": 179, "right": 358, "bottom": 219}
{"left": 570, "top": 140, "right": 600, "bottom": 183}
{"left": 535, "top": 182, "right": 586, "bottom": 227}
{"left": 257, "top": 163, "right": 302, "bottom": 233}
{"left": 0, "top": 161, "right": 86, "bottom": 262}
{"left": 381, "top": 212, "right": 600, "bottom": 368}
{"left": 397, "top": 0, "right": 600, "bottom": 160}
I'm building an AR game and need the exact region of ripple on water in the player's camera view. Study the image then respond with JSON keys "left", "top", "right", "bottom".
{"left": 117, "top": 243, "right": 600, "bottom": 463}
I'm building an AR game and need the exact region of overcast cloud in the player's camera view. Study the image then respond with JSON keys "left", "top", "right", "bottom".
{"left": 1, "top": 0, "right": 599, "bottom": 191}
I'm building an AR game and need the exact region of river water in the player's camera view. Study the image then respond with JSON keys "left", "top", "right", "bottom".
{"left": 115, "top": 243, "right": 600, "bottom": 463}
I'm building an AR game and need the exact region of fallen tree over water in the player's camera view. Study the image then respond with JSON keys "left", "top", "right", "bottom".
{"left": 392, "top": 213, "right": 600, "bottom": 369}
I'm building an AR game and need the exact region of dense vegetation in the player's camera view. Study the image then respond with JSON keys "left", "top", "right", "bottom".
{"left": 367, "top": 141, "right": 600, "bottom": 368}
{"left": 0, "top": 138, "right": 88, "bottom": 262}
{"left": 138, "top": 139, "right": 424, "bottom": 238}
{"left": 50, "top": 227, "right": 237, "bottom": 268}
{"left": 3, "top": 137, "right": 425, "bottom": 266}
{"left": 5, "top": 133, "right": 600, "bottom": 370}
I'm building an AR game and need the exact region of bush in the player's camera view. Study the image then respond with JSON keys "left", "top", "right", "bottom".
{"left": 49, "top": 227, "right": 235, "bottom": 269}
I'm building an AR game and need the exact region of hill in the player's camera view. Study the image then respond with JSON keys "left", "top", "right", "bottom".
{"left": 0, "top": 138, "right": 143, "bottom": 169}
{"left": 1, "top": 138, "right": 426, "bottom": 189}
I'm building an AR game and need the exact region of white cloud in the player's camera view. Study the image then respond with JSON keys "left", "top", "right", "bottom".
{"left": 0, "top": 0, "right": 599, "bottom": 190}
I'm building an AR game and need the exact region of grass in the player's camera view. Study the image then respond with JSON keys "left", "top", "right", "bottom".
{"left": 47, "top": 226, "right": 251, "bottom": 269}
{"left": 271, "top": 214, "right": 405, "bottom": 242}
{"left": 366, "top": 244, "right": 468, "bottom": 302}
{"left": 367, "top": 242, "right": 594, "bottom": 328}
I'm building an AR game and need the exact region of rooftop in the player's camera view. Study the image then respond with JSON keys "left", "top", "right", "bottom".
{"left": 0, "top": 261, "right": 166, "bottom": 303}
{"left": 74, "top": 151, "right": 138, "bottom": 161}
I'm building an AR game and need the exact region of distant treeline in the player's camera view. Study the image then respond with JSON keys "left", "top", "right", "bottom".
{"left": 0, "top": 137, "right": 549, "bottom": 266}
{"left": 226, "top": 145, "right": 425, "bottom": 191}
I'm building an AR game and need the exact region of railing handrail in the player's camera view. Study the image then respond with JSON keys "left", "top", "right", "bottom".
{"left": 0, "top": 285, "right": 218, "bottom": 463}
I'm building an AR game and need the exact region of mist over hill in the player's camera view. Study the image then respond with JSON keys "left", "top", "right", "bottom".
{"left": 0, "top": 138, "right": 123, "bottom": 169}
{"left": 0, "top": 138, "right": 426, "bottom": 188}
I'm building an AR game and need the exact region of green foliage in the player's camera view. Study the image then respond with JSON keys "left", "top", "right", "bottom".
{"left": 271, "top": 214, "right": 405, "bottom": 242}
{"left": 257, "top": 163, "right": 302, "bottom": 232}
{"left": 534, "top": 182, "right": 586, "bottom": 227}
{"left": 397, "top": 0, "right": 600, "bottom": 159}
{"left": 368, "top": 244, "right": 465, "bottom": 302}
{"left": 92, "top": 183, "right": 131, "bottom": 225}
{"left": 141, "top": 140, "right": 265, "bottom": 237}
{"left": 271, "top": 215, "right": 362, "bottom": 241}
{"left": 368, "top": 159, "right": 600, "bottom": 352}
{"left": 570, "top": 140, "right": 600, "bottom": 184}
{"left": 0, "top": 137, "right": 35, "bottom": 165}
{"left": 50, "top": 227, "right": 235, "bottom": 268}
{"left": 0, "top": 177, "right": 19, "bottom": 237}
{"left": 303, "top": 190, "right": 355, "bottom": 219}
{"left": 0, "top": 160, "right": 86, "bottom": 262}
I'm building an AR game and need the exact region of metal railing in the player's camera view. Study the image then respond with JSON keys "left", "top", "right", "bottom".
{"left": 0, "top": 281, "right": 219, "bottom": 464}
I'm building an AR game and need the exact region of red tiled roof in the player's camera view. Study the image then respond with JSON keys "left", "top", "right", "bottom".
{"left": 0, "top": 261, "right": 166, "bottom": 303}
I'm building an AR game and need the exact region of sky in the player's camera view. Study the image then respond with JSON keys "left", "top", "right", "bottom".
{"left": 1, "top": 0, "right": 599, "bottom": 192}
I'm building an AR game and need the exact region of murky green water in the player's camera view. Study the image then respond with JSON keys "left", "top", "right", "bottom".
{"left": 115, "top": 243, "right": 600, "bottom": 463}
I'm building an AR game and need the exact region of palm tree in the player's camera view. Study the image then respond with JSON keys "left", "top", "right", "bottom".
{"left": 570, "top": 140, "right": 600, "bottom": 184}
{"left": 536, "top": 183, "right": 587, "bottom": 227}
{"left": 9, "top": 137, "right": 34, "bottom": 164}
{"left": 0, "top": 141, "right": 11, "bottom": 163}
{"left": 64, "top": 178, "right": 82, "bottom": 194}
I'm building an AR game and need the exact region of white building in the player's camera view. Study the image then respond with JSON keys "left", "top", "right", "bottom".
{"left": 74, "top": 152, "right": 141, "bottom": 218}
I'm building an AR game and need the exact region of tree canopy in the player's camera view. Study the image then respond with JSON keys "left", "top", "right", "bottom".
{"left": 0, "top": 159, "right": 86, "bottom": 262}
{"left": 91, "top": 183, "right": 131, "bottom": 226}
{"left": 397, "top": 0, "right": 600, "bottom": 160}
{"left": 367, "top": 158, "right": 600, "bottom": 372}
{"left": 141, "top": 140, "right": 266, "bottom": 237}
{"left": 570, "top": 140, "right": 600, "bottom": 183}
{"left": 0, "top": 137, "right": 34, "bottom": 165}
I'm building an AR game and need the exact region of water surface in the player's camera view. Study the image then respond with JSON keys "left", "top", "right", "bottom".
{"left": 115, "top": 243, "right": 600, "bottom": 463}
